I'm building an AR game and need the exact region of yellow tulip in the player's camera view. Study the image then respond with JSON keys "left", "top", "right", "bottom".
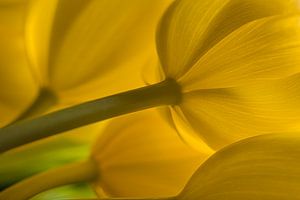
{"left": 0, "top": 109, "right": 211, "bottom": 200}
{"left": 156, "top": 0, "right": 300, "bottom": 150}
{"left": 3, "top": 0, "right": 300, "bottom": 154}
{"left": 1, "top": 3, "right": 175, "bottom": 198}
{"left": 2, "top": 0, "right": 172, "bottom": 123}
{"left": 70, "top": 133, "right": 300, "bottom": 200}
{"left": 24, "top": 0, "right": 172, "bottom": 109}
{"left": 0, "top": 0, "right": 172, "bottom": 151}
{"left": 92, "top": 110, "right": 212, "bottom": 197}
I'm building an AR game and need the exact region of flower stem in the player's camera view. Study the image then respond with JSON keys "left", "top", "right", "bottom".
{"left": 0, "top": 79, "right": 181, "bottom": 153}
{"left": 0, "top": 160, "right": 98, "bottom": 200}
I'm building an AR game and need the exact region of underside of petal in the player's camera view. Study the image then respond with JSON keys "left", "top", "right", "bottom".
{"left": 47, "top": 0, "right": 172, "bottom": 92}
{"left": 179, "top": 73, "right": 300, "bottom": 150}
{"left": 92, "top": 109, "right": 210, "bottom": 198}
{"left": 180, "top": 133, "right": 300, "bottom": 200}
{"left": 180, "top": 15, "right": 300, "bottom": 90}
{"left": 157, "top": 0, "right": 299, "bottom": 79}
{"left": 25, "top": 0, "right": 59, "bottom": 86}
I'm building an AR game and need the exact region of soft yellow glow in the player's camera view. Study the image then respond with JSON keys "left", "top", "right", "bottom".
{"left": 25, "top": 0, "right": 173, "bottom": 105}
{"left": 92, "top": 109, "right": 213, "bottom": 197}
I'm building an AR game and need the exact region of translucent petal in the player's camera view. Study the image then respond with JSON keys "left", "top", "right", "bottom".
{"left": 180, "top": 15, "right": 300, "bottom": 90}
{"left": 179, "top": 133, "right": 300, "bottom": 200}
{"left": 0, "top": 1, "right": 38, "bottom": 126}
{"left": 168, "top": 106, "right": 213, "bottom": 153}
{"left": 157, "top": 0, "right": 299, "bottom": 79}
{"left": 25, "top": 0, "right": 59, "bottom": 86}
{"left": 54, "top": 51, "right": 150, "bottom": 104}
{"left": 178, "top": 73, "right": 300, "bottom": 150}
{"left": 26, "top": 0, "right": 172, "bottom": 96}
{"left": 92, "top": 109, "right": 211, "bottom": 197}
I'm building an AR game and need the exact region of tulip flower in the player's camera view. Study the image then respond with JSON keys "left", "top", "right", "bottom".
{"left": 0, "top": 109, "right": 211, "bottom": 200}
{"left": 0, "top": 0, "right": 171, "bottom": 125}
{"left": 156, "top": 0, "right": 300, "bottom": 150}
{"left": 1, "top": 1, "right": 173, "bottom": 198}
{"left": 64, "top": 132, "right": 300, "bottom": 200}
{"left": 16, "top": 0, "right": 172, "bottom": 119}
{"left": 2, "top": 0, "right": 300, "bottom": 153}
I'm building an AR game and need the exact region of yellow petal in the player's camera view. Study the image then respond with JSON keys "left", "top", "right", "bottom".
{"left": 157, "top": 0, "right": 299, "bottom": 79}
{"left": 26, "top": 0, "right": 172, "bottom": 99}
{"left": 0, "top": 0, "right": 26, "bottom": 32}
{"left": 180, "top": 15, "right": 300, "bottom": 90}
{"left": 25, "top": 0, "right": 59, "bottom": 86}
{"left": 177, "top": 73, "right": 300, "bottom": 150}
{"left": 167, "top": 106, "right": 213, "bottom": 153}
{"left": 92, "top": 109, "right": 212, "bottom": 197}
{"left": 0, "top": 1, "right": 38, "bottom": 126}
{"left": 179, "top": 133, "right": 300, "bottom": 200}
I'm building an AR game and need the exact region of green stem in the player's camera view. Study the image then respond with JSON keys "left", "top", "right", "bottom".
{"left": 0, "top": 79, "right": 181, "bottom": 153}
{"left": 0, "top": 160, "right": 97, "bottom": 200}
